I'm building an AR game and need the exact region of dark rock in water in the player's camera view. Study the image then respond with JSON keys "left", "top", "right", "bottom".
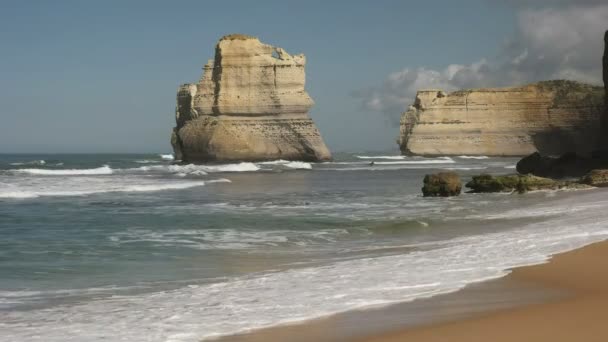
{"left": 516, "top": 151, "right": 608, "bottom": 178}
{"left": 422, "top": 172, "right": 462, "bottom": 197}
{"left": 581, "top": 169, "right": 608, "bottom": 187}
{"left": 465, "top": 174, "right": 587, "bottom": 194}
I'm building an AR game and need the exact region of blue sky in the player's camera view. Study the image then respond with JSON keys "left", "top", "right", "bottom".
{"left": 0, "top": 0, "right": 605, "bottom": 153}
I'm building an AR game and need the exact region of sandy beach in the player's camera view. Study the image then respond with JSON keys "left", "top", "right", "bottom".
{"left": 223, "top": 238, "right": 608, "bottom": 342}
{"left": 362, "top": 239, "right": 608, "bottom": 342}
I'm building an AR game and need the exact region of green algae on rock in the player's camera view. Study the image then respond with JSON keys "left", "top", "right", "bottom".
{"left": 465, "top": 174, "right": 588, "bottom": 194}
{"left": 422, "top": 172, "right": 462, "bottom": 197}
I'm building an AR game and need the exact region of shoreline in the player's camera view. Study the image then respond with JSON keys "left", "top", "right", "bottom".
{"left": 219, "top": 239, "right": 608, "bottom": 342}
{"left": 361, "top": 239, "right": 608, "bottom": 342}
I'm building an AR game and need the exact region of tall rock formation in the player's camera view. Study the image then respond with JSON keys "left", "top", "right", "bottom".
{"left": 603, "top": 30, "right": 608, "bottom": 135}
{"left": 399, "top": 81, "right": 605, "bottom": 156}
{"left": 172, "top": 34, "right": 331, "bottom": 162}
{"left": 604, "top": 31, "right": 608, "bottom": 102}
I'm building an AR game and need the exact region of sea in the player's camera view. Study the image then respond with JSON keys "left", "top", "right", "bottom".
{"left": 1, "top": 152, "right": 608, "bottom": 341}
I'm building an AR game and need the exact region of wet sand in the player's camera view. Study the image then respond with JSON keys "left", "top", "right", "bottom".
{"left": 362, "top": 239, "right": 608, "bottom": 342}
{"left": 220, "top": 240, "right": 608, "bottom": 342}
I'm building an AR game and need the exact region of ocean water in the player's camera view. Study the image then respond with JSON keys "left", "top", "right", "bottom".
{"left": 1, "top": 153, "right": 608, "bottom": 341}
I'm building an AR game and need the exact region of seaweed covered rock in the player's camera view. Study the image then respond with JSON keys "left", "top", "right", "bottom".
{"left": 465, "top": 174, "right": 585, "bottom": 193}
{"left": 581, "top": 169, "right": 608, "bottom": 187}
{"left": 516, "top": 151, "right": 608, "bottom": 178}
{"left": 422, "top": 172, "right": 462, "bottom": 197}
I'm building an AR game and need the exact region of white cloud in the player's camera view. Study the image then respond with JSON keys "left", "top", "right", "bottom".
{"left": 355, "top": 3, "right": 608, "bottom": 125}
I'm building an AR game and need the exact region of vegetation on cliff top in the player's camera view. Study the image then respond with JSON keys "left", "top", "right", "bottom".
{"left": 220, "top": 33, "right": 258, "bottom": 41}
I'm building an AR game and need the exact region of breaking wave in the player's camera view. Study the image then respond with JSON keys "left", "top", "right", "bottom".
{"left": 457, "top": 155, "right": 490, "bottom": 160}
{"left": 10, "top": 160, "right": 46, "bottom": 166}
{"left": 356, "top": 155, "right": 406, "bottom": 160}
{"left": 11, "top": 166, "right": 113, "bottom": 176}
{"left": 0, "top": 181, "right": 211, "bottom": 199}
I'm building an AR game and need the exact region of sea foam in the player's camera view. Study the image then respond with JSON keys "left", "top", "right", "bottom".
{"left": 4, "top": 200, "right": 608, "bottom": 342}
{"left": 11, "top": 165, "right": 113, "bottom": 176}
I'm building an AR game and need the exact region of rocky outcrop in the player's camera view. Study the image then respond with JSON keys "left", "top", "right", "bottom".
{"left": 604, "top": 31, "right": 608, "bottom": 105}
{"left": 422, "top": 172, "right": 462, "bottom": 197}
{"left": 171, "top": 34, "right": 331, "bottom": 162}
{"left": 603, "top": 30, "right": 608, "bottom": 138}
{"left": 399, "top": 81, "right": 604, "bottom": 156}
{"left": 581, "top": 169, "right": 608, "bottom": 187}
{"left": 465, "top": 174, "right": 589, "bottom": 193}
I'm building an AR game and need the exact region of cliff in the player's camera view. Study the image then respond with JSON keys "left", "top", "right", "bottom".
{"left": 171, "top": 34, "right": 332, "bottom": 162}
{"left": 399, "top": 80, "right": 605, "bottom": 156}
{"left": 603, "top": 30, "right": 608, "bottom": 136}
{"left": 604, "top": 31, "right": 608, "bottom": 102}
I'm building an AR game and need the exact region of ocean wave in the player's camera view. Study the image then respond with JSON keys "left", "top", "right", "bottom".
{"left": 355, "top": 155, "right": 406, "bottom": 160}
{"left": 134, "top": 160, "right": 160, "bottom": 164}
{"left": 6, "top": 207, "right": 608, "bottom": 341}
{"left": 283, "top": 161, "right": 312, "bottom": 169}
{"left": 258, "top": 160, "right": 312, "bottom": 169}
{"left": 457, "top": 155, "right": 490, "bottom": 159}
{"left": 159, "top": 154, "right": 174, "bottom": 160}
{"left": 136, "top": 162, "right": 259, "bottom": 173}
{"left": 11, "top": 165, "right": 113, "bottom": 176}
{"left": 10, "top": 160, "right": 46, "bottom": 166}
{"left": 371, "top": 157, "right": 454, "bottom": 165}
{"left": 108, "top": 227, "right": 333, "bottom": 250}
{"left": 445, "top": 167, "right": 488, "bottom": 171}
{"left": 0, "top": 180, "right": 212, "bottom": 199}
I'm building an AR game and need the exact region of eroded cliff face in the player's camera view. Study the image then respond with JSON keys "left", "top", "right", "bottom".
{"left": 604, "top": 31, "right": 608, "bottom": 101}
{"left": 399, "top": 81, "right": 605, "bottom": 156}
{"left": 601, "top": 31, "right": 608, "bottom": 135}
{"left": 172, "top": 34, "right": 332, "bottom": 162}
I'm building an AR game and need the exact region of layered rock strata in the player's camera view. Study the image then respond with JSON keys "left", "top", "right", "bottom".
{"left": 399, "top": 81, "right": 604, "bottom": 156}
{"left": 171, "top": 34, "right": 331, "bottom": 162}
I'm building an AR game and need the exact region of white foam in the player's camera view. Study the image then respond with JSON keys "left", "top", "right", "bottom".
{"left": 0, "top": 177, "right": 212, "bottom": 199}
{"left": 11, "top": 165, "right": 113, "bottom": 176}
{"left": 160, "top": 154, "right": 174, "bottom": 160}
{"left": 446, "top": 167, "right": 488, "bottom": 171}
{"left": 135, "top": 162, "right": 259, "bottom": 174}
{"left": 10, "top": 160, "right": 46, "bottom": 166}
{"left": 457, "top": 155, "right": 490, "bottom": 159}
{"left": 283, "top": 161, "right": 312, "bottom": 169}
{"left": 356, "top": 155, "right": 406, "bottom": 160}
{"left": 4, "top": 203, "right": 608, "bottom": 341}
{"left": 258, "top": 159, "right": 291, "bottom": 165}
{"left": 372, "top": 157, "right": 454, "bottom": 165}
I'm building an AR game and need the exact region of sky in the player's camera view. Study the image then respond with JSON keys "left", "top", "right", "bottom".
{"left": 0, "top": 0, "right": 606, "bottom": 153}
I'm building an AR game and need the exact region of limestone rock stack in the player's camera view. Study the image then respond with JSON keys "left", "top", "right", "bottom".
{"left": 603, "top": 30, "right": 608, "bottom": 135}
{"left": 399, "top": 81, "right": 604, "bottom": 156}
{"left": 604, "top": 31, "right": 608, "bottom": 103}
{"left": 171, "top": 34, "right": 331, "bottom": 162}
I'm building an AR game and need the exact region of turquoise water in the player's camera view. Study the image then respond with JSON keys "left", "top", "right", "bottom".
{"left": 1, "top": 153, "right": 608, "bottom": 341}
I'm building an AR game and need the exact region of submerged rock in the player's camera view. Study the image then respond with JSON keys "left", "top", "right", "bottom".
{"left": 399, "top": 81, "right": 604, "bottom": 157}
{"left": 422, "top": 172, "right": 462, "bottom": 197}
{"left": 465, "top": 174, "right": 587, "bottom": 193}
{"left": 171, "top": 34, "right": 331, "bottom": 162}
{"left": 581, "top": 169, "right": 608, "bottom": 187}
